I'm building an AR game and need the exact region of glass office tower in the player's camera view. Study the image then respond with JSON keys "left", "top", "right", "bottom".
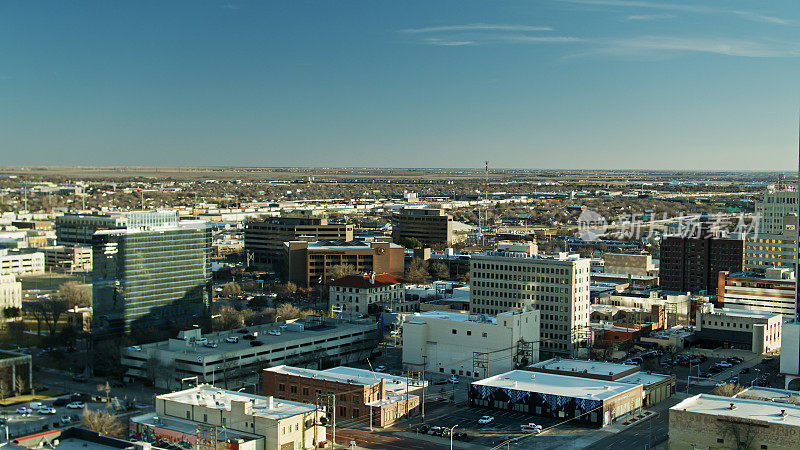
{"left": 92, "top": 212, "right": 212, "bottom": 342}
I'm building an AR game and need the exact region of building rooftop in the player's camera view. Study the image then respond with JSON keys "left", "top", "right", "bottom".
{"left": 159, "top": 385, "right": 317, "bottom": 420}
{"left": 404, "top": 310, "right": 497, "bottom": 325}
{"left": 702, "top": 307, "right": 781, "bottom": 320}
{"left": 528, "top": 358, "right": 635, "bottom": 377}
{"left": 616, "top": 371, "right": 673, "bottom": 386}
{"left": 130, "top": 413, "right": 261, "bottom": 443}
{"left": 672, "top": 394, "right": 800, "bottom": 427}
{"left": 329, "top": 273, "right": 404, "bottom": 289}
{"left": 734, "top": 386, "right": 800, "bottom": 403}
{"left": 472, "top": 370, "right": 641, "bottom": 401}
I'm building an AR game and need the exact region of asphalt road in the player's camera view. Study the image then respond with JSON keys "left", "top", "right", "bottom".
{"left": 586, "top": 412, "right": 668, "bottom": 450}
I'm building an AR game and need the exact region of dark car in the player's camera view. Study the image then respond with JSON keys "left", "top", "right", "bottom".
{"left": 53, "top": 398, "right": 70, "bottom": 407}
{"left": 243, "top": 334, "right": 256, "bottom": 340}
{"left": 453, "top": 432, "right": 468, "bottom": 440}
{"left": 111, "top": 381, "right": 126, "bottom": 388}
{"left": 236, "top": 329, "right": 249, "bottom": 334}
{"left": 249, "top": 340, "right": 263, "bottom": 346}
{"left": 417, "top": 425, "right": 431, "bottom": 434}
{"left": 71, "top": 375, "right": 86, "bottom": 382}
{"left": 739, "top": 367, "right": 750, "bottom": 374}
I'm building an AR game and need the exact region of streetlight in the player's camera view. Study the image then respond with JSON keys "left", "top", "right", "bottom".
{"left": 449, "top": 424, "right": 459, "bottom": 450}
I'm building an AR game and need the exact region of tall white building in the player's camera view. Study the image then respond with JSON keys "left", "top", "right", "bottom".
{"left": 402, "top": 309, "right": 540, "bottom": 378}
{"left": 745, "top": 214, "right": 797, "bottom": 272}
{"left": 0, "top": 249, "right": 44, "bottom": 276}
{"left": 755, "top": 180, "right": 798, "bottom": 234}
{"left": 470, "top": 242, "right": 591, "bottom": 356}
{"left": 0, "top": 274, "right": 22, "bottom": 312}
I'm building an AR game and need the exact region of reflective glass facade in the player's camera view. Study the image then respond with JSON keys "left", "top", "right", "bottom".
{"left": 92, "top": 224, "right": 211, "bottom": 341}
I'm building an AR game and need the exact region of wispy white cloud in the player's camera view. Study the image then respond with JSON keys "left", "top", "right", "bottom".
{"left": 421, "top": 38, "right": 475, "bottom": 47}
{"left": 623, "top": 14, "right": 675, "bottom": 21}
{"left": 557, "top": 0, "right": 793, "bottom": 25}
{"left": 401, "top": 24, "right": 553, "bottom": 34}
{"left": 567, "top": 36, "right": 800, "bottom": 59}
{"left": 221, "top": 3, "right": 240, "bottom": 10}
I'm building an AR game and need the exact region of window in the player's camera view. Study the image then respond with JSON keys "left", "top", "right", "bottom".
{"left": 186, "top": 411, "right": 190, "bottom": 419}
{"left": 482, "top": 332, "right": 487, "bottom": 338}
{"left": 279, "top": 383, "right": 286, "bottom": 392}
{"left": 466, "top": 330, "right": 472, "bottom": 336}
{"left": 203, "top": 413, "right": 207, "bottom": 422}
{"left": 452, "top": 329, "right": 457, "bottom": 334}
{"left": 303, "top": 387, "right": 309, "bottom": 396}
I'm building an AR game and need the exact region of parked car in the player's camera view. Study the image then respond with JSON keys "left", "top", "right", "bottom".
{"left": 249, "top": 340, "right": 263, "bottom": 346}
{"left": 739, "top": 367, "right": 750, "bottom": 374}
{"left": 203, "top": 342, "right": 218, "bottom": 348}
{"left": 417, "top": 425, "right": 431, "bottom": 434}
{"left": 225, "top": 336, "right": 239, "bottom": 343}
{"left": 427, "top": 426, "right": 444, "bottom": 436}
{"left": 521, "top": 423, "right": 543, "bottom": 433}
{"left": 478, "top": 415, "right": 495, "bottom": 424}
{"left": 243, "top": 334, "right": 256, "bottom": 340}
{"left": 53, "top": 398, "right": 70, "bottom": 407}
{"left": 236, "top": 328, "right": 249, "bottom": 334}
{"left": 29, "top": 402, "right": 43, "bottom": 409}
{"left": 267, "top": 330, "right": 281, "bottom": 336}
{"left": 374, "top": 366, "right": 387, "bottom": 372}
{"left": 60, "top": 415, "right": 72, "bottom": 424}
{"left": 16, "top": 407, "right": 31, "bottom": 415}
{"left": 37, "top": 407, "right": 56, "bottom": 415}
{"left": 71, "top": 375, "right": 87, "bottom": 382}
{"left": 452, "top": 432, "right": 468, "bottom": 440}
{"left": 66, "top": 402, "right": 85, "bottom": 409}
{"left": 447, "top": 376, "right": 459, "bottom": 383}
{"left": 434, "top": 379, "right": 450, "bottom": 385}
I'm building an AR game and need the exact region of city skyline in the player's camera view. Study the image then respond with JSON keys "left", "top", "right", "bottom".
{"left": 1, "top": 0, "right": 798, "bottom": 169}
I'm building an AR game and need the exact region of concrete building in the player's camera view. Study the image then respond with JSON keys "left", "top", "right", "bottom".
{"left": 745, "top": 214, "right": 797, "bottom": 273}
{"left": 12, "top": 427, "right": 168, "bottom": 450}
{"left": 602, "top": 253, "right": 656, "bottom": 277}
{"left": 755, "top": 179, "right": 798, "bottom": 234}
{"left": 0, "top": 274, "right": 22, "bottom": 312}
{"left": 0, "top": 349, "right": 32, "bottom": 394}
{"left": 669, "top": 394, "right": 800, "bottom": 450}
{"left": 55, "top": 212, "right": 126, "bottom": 246}
{"left": 153, "top": 385, "right": 325, "bottom": 450}
{"left": 284, "top": 240, "right": 404, "bottom": 287}
{"left": 695, "top": 303, "right": 782, "bottom": 354}
{"left": 527, "top": 358, "right": 675, "bottom": 407}
{"left": 401, "top": 309, "right": 540, "bottom": 378}
{"left": 262, "top": 365, "right": 424, "bottom": 428}
{"left": 121, "top": 318, "right": 380, "bottom": 389}
{"left": 470, "top": 242, "right": 591, "bottom": 356}
{"left": 92, "top": 211, "right": 212, "bottom": 343}
{"left": 41, "top": 245, "right": 92, "bottom": 272}
{"left": 780, "top": 321, "right": 800, "bottom": 390}
{"left": 717, "top": 268, "right": 796, "bottom": 317}
{"left": 328, "top": 273, "right": 410, "bottom": 317}
{"left": 469, "top": 370, "right": 643, "bottom": 427}
{"left": 130, "top": 413, "right": 260, "bottom": 449}
{"left": 391, "top": 208, "right": 453, "bottom": 247}
{"left": 245, "top": 216, "right": 353, "bottom": 268}
{"left": 595, "top": 292, "right": 708, "bottom": 326}
{"left": 660, "top": 235, "right": 744, "bottom": 294}
{"left": 0, "top": 249, "right": 44, "bottom": 276}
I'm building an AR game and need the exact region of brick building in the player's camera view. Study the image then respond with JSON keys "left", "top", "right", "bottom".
{"left": 262, "top": 365, "right": 424, "bottom": 427}
{"left": 284, "top": 240, "right": 404, "bottom": 287}
{"left": 659, "top": 235, "right": 744, "bottom": 294}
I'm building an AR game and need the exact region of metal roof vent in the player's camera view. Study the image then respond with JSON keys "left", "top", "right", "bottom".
{"left": 729, "top": 403, "right": 736, "bottom": 410}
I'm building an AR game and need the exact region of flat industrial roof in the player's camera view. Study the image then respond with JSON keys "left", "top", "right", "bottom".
{"left": 617, "top": 372, "right": 673, "bottom": 387}
{"left": 131, "top": 412, "right": 261, "bottom": 442}
{"left": 529, "top": 358, "right": 634, "bottom": 377}
{"left": 159, "top": 385, "right": 316, "bottom": 420}
{"left": 672, "top": 394, "right": 800, "bottom": 427}
{"left": 472, "top": 370, "right": 641, "bottom": 401}
{"left": 404, "top": 311, "right": 497, "bottom": 325}
{"left": 735, "top": 386, "right": 800, "bottom": 403}
{"left": 703, "top": 307, "right": 781, "bottom": 320}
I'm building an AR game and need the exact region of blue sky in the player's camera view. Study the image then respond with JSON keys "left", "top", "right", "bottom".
{"left": 0, "top": 0, "right": 798, "bottom": 169}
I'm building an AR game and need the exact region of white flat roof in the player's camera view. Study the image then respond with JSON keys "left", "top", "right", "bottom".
{"left": 529, "top": 358, "right": 634, "bottom": 377}
{"left": 159, "top": 385, "right": 316, "bottom": 420}
{"left": 404, "top": 311, "right": 497, "bottom": 325}
{"left": 617, "top": 372, "right": 673, "bottom": 387}
{"left": 473, "top": 370, "right": 640, "bottom": 401}
{"left": 704, "top": 307, "right": 781, "bottom": 320}
{"left": 672, "top": 394, "right": 800, "bottom": 427}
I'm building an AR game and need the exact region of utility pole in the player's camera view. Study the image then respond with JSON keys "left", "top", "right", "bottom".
{"left": 316, "top": 393, "right": 336, "bottom": 448}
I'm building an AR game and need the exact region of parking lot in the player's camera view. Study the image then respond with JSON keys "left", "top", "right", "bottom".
{"left": 0, "top": 395, "right": 120, "bottom": 437}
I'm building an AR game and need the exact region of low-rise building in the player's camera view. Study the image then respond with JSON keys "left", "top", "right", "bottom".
{"left": 130, "top": 413, "right": 260, "bottom": 450}
{"left": 328, "top": 273, "right": 410, "bottom": 317}
{"left": 284, "top": 240, "right": 404, "bottom": 287}
{"left": 0, "top": 249, "right": 44, "bottom": 276}
{"left": 153, "top": 385, "right": 325, "bottom": 450}
{"left": 42, "top": 245, "right": 92, "bottom": 272}
{"left": 469, "top": 370, "right": 643, "bottom": 427}
{"left": 602, "top": 253, "right": 656, "bottom": 277}
{"left": 669, "top": 394, "right": 800, "bottom": 450}
{"left": 695, "top": 303, "right": 782, "bottom": 354}
{"left": 402, "top": 309, "right": 540, "bottom": 378}
{"left": 262, "top": 365, "right": 425, "bottom": 427}
{"left": 527, "top": 358, "right": 675, "bottom": 407}
{"left": 121, "top": 318, "right": 380, "bottom": 389}
{"left": 717, "top": 268, "right": 796, "bottom": 317}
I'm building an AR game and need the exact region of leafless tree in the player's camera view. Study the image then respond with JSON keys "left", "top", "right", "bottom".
{"left": 276, "top": 303, "right": 302, "bottom": 320}
{"left": 405, "top": 258, "right": 429, "bottom": 284}
{"left": 214, "top": 305, "right": 245, "bottom": 331}
{"left": 328, "top": 264, "right": 356, "bottom": 281}
{"left": 717, "top": 418, "right": 761, "bottom": 450}
{"left": 58, "top": 281, "right": 92, "bottom": 308}
{"left": 712, "top": 383, "right": 746, "bottom": 397}
{"left": 221, "top": 282, "right": 242, "bottom": 298}
{"left": 81, "top": 409, "right": 125, "bottom": 438}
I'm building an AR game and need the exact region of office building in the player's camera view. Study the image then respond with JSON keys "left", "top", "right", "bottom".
{"left": 120, "top": 318, "right": 380, "bottom": 389}
{"left": 402, "top": 309, "right": 540, "bottom": 378}
{"left": 745, "top": 214, "right": 797, "bottom": 272}
{"left": 0, "top": 274, "right": 22, "bottom": 312}
{"left": 781, "top": 321, "right": 800, "bottom": 389}
{"left": 391, "top": 208, "right": 453, "bottom": 247}
{"left": 755, "top": 178, "right": 798, "bottom": 234}
{"left": 470, "top": 242, "right": 591, "bottom": 356}
{"left": 659, "top": 235, "right": 744, "bottom": 294}
{"left": 151, "top": 385, "right": 325, "bottom": 450}
{"left": 669, "top": 394, "right": 800, "bottom": 450}
{"left": 695, "top": 303, "right": 781, "bottom": 354}
{"left": 41, "top": 245, "right": 92, "bottom": 272}
{"left": 262, "top": 365, "right": 424, "bottom": 427}
{"left": 469, "top": 370, "right": 642, "bottom": 427}
{"left": 284, "top": 240, "right": 404, "bottom": 287}
{"left": 55, "top": 212, "right": 126, "bottom": 246}
{"left": 92, "top": 211, "right": 212, "bottom": 342}
{"left": 245, "top": 215, "right": 353, "bottom": 268}
{"left": 328, "top": 273, "right": 408, "bottom": 317}
{"left": 717, "top": 268, "right": 796, "bottom": 317}
{"left": 602, "top": 253, "right": 656, "bottom": 277}
{"left": 0, "top": 249, "right": 44, "bottom": 276}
